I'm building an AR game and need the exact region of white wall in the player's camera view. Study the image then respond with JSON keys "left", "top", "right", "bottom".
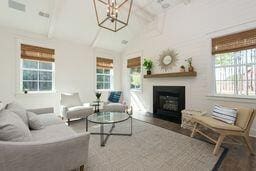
{"left": 0, "top": 27, "right": 121, "bottom": 113}
{"left": 121, "top": 0, "right": 256, "bottom": 136}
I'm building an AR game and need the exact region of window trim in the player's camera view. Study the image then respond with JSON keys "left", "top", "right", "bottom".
{"left": 129, "top": 66, "right": 142, "bottom": 91}
{"left": 20, "top": 59, "right": 56, "bottom": 93}
{"left": 96, "top": 67, "right": 114, "bottom": 91}
{"left": 212, "top": 48, "right": 256, "bottom": 97}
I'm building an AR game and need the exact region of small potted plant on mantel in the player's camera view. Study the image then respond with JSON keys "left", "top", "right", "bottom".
{"left": 143, "top": 58, "right": 153, "bottom": 75}
{"left": 185, "top": 57, "right": 194, "bottom": 72}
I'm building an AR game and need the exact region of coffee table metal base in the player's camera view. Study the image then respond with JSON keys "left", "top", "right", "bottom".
{"left": 90, "top": 117, "right": 132, "bottom": 146}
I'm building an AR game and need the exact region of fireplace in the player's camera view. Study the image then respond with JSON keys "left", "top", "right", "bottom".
{"left": 153, "top": 86, "right": 185, "bottom": 124}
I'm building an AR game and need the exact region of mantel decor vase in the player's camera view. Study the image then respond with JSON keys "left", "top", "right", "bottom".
{"left": 188, "top": 65, "right": 194, "bottom": 72}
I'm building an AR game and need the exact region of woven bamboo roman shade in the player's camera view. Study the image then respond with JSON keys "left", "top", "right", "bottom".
{"left": 127, "top": 57, "right": 141, "bottom": 68}
{"left": 212, "top": 28, "right": 256, "bottom": 55}
{"left": 96, "top": 57, "right": 113, "bottom": 68}
{"left": 21, "top": 44, "right": 55, "bottom": 62}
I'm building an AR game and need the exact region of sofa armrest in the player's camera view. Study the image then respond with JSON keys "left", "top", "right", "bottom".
{"left": 0, "top": 133, "right": 90, "bottom": 171}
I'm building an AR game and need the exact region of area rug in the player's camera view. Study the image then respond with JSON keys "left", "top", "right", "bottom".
{"left": 70, "top": 119, "right": 226, "bottom": 171}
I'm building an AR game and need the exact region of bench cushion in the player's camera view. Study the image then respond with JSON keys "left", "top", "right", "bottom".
{"left": 192, "top": 115, "right": 243, "bottom": 132}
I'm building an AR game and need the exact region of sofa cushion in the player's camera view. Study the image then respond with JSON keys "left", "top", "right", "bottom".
{"left": 192, "top": 115, "right": 243, "bottom": 131}
{"left": 108, "top": 91, "right": 122, "bottom": 103}
{"left": 31, "top": 124, "right": 76, "bottom": 141}
{"left": 0, "top": 101, "right": 4, "bottom": 111}
{"left": 6, "top": 102, "right": 29, "bottom": 126}
{"left": 37, "top": 113, "right": 64, "bottom": 126}
{"left": 66, "top": 106, "right": 94, "bottom": 119}
{"left": 0, "top": 110, "right": 32, "bottom": 142}
{"left": 104, "top": 103, "right": 126, "bottom": 112}
{"left": 61, "top": 93, "right": 83, "bottom": 108}
{"left": 27, "top": 111, "right": 45, "bottom": 130}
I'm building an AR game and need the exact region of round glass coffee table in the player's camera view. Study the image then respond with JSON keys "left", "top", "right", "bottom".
{"left": 87, "top": 112, "right": 132, "bottom": 146}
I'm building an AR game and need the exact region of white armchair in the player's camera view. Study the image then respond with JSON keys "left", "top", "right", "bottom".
{"left": 60, "top": 93, "right": 94, "bottom": 129}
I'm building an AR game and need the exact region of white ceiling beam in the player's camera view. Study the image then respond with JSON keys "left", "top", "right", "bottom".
{"left": 91, "top": 28, "right": 102, "bottom": 47}
{"left": 117, "top": 0, "right": 155, "bottom": 24}
{"left": 48, "top": 0, "right": 66, "bottom": 38}
{"left": 182, "top": 0, "right": 191, "bottom": 5}
{"left": 132, "top": 1, "right": 156, "bottom": 23}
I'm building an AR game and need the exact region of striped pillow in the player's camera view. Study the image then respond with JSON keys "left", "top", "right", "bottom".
{"left": 212, "top": 105, "right": 238, "bottom": 125}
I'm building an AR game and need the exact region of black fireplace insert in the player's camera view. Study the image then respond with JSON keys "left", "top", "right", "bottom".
{"left": 153, "top": 86, "right": 185, "bottom": 124}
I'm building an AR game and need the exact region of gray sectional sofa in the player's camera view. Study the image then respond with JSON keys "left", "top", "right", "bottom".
{"left": 0, "top": 105, "right": 90, "bottom": 171}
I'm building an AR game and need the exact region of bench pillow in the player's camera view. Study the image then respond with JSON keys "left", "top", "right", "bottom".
{"left": 212, "top": 105, "right": 238, "bottom": 125}
{"left": 108, "top": 91, "right": 122, "bottom": 103}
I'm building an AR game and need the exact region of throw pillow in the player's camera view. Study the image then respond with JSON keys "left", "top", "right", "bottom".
{"left": 0, "top": 110, "right": 32, "bottom": 142}
{"left": 61, "top": 93, "right": 83, "bottom": 108}
{"left": 0, "top": 101, "right": 4, "bottom": 111}
{"left": 108, "top": 91, "right": 122, "bottom": 103}
{"left": 6, "top": 102, "right": 29, "bottom": 126}
{"left": 212, "top": 105, "right": 238, "bottom": 125}
{"left": 27, "top": 111, "right": 45, "bottom": 130}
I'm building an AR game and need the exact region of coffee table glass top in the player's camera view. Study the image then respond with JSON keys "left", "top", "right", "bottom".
{"left": 87, "top": 112, "right": 130, "bottom": 124}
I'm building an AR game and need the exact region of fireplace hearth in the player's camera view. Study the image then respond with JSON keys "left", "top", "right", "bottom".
{"left": 153, "top": 86, "right": 185, "bottom": 124}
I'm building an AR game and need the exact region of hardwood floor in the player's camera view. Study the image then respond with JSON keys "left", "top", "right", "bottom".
{"left": 132, "top": 111, "right": 256, "bottom": 171}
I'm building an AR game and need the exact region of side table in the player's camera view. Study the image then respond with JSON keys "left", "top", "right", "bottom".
{"left": 91, "top": 100, "right": 103, "bottom": 113}
{"left": 181, "top": 109, "right": 207, "bottom": 130}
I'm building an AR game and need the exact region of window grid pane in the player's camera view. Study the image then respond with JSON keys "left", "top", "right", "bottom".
{"left": 21, "top": 59, "right": 54, "bottom": 92}
{"left": 130, "top": 66, "right": 141, "bottom": 90}
{"left": 214, "top": 48, "right": 256, "bottom": 96}
{"left": 96, "top": 68, "right": 113, "bottom": 90}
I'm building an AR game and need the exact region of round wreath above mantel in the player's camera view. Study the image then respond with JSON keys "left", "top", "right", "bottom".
{"left": 158, "top": 49, "right": 178, "bottom": 72}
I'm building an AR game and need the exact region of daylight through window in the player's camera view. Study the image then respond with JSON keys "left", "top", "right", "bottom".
{"left": 130, "top": 67, "right": 141, "bottom": 90}
{"left": 21, "top": 59, "right": 54, "bottom": 92}
{"left": 214, "top": 48, "right": 256, "bottom": 96}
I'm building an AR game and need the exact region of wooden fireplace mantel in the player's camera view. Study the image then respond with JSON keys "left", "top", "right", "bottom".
{"left": 144, "top": 71, "right": 197, "bottom": 78}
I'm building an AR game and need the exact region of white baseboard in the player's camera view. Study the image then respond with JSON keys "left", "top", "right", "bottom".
{"left": 250, "top": 128, "right": 256, "bottom": 138}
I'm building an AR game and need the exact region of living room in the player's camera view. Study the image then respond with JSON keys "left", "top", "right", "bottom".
{"left": 0, "top": 0, "right": 256, "bottom": 170}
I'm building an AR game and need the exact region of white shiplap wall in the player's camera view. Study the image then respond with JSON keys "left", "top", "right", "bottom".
{"left": 121, "top": 0, "right": 256, "bottom": 136}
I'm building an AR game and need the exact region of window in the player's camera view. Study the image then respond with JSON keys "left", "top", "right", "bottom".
{"left": 96, "top": 57, "right": 114, "bottom": 90}
{"left": 130, "top": 67, "right": 141, "bottom": 90}
{"left": 127, "top": 57, "right": 141, "bottom": 90}
{"left": 20, "top": 44, "right": 55, "bottom": 92}
{"left": 96, "top": 68, "right": 113, "bottom": 90}
{"left": 21, "top": 59, "right": 54, "bottom": 92}
{"left": 212, "top": 29, "right": 256, "bottom": 96}
{"left": 214, "top": 49, "right": 256, "bottom": 96}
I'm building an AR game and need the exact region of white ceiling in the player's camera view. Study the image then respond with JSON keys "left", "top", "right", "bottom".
{"left": 0, "top": 0, "right": 190, "bottom": 52}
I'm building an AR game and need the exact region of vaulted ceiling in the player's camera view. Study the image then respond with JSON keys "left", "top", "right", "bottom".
{"left": 0, "top": 0, "right": 191, "bottom": 52}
